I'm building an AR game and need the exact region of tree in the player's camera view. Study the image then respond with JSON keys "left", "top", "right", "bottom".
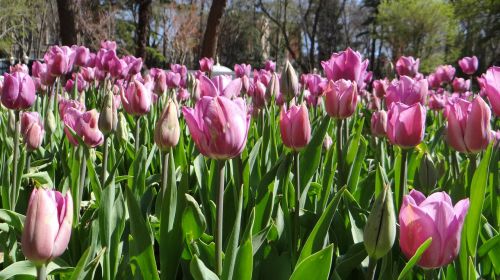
{"left": 136, "top": 0, "right": 153, "bottom": 60}
{"left": 56, "top": 0, "right": 78, "bottom": 46}
{"left": 200, "top": 0, "right": 227, "bottom": 59}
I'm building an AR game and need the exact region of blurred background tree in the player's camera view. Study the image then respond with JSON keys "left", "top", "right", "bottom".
{"left": 0, "top": 0, "right": 498, "bottom": 75}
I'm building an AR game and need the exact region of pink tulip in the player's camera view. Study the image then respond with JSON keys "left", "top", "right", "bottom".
{"left": 265, "top": 60, "right": 276, "bottom": 72}
{"left": 305, "top": 74, "right": 327, "bottom": 97}
{"left": 1, "top": 72, "right": 36, "bottom": 110}
{"left": 387, "top": 102, "right": 426, "bottom": 148}
{"left": 21, "top": 112, "right": 44, "bottom": 151}
{"left": 58, "top": 98, "right": 85, "bottom": 120}
{"left": 434, "top": 65, "right": 455, "bottom": 84}
{"left": 371, "top": 110, "right": 387, "bottom": 138}
{"left": 64, "top": 73, "right": 87, "bottom": 93}
{"left": 166, "top": 71, "right": 181, "bottom": 89}
{"left": 458, "top": 56, "right": 478, "bottom": 75}
{"left": 22, "top": 188, "right": 73, "bottom": 264}
{"left": 321, "top": 47, "right": 369, "bottom": 89}
{"left": 176, "top": 88, "right": 190, "bottom": 102}
{"left": 324, "top": 79, "right": 358, "bottom": 119}
{"left": 10, "top": 64, "right": 29, "bottom": 74}
{"left": 154, "top": 99, "right": 180, "bottom": 151}
{"left": 63, "top": 108, "right": 104, "bottom": 147}
{"left": 372, "top": 79, "right": 389, "bottom": 98}
{"left": 481, "top": 66, "right": 500, "bottom": 116}
{"left": 368, "top": 92, "right": 381, "bottom": 111}
{"left": 100, "top": 40, "right": 117, "bottom": 51}
{"left": 150, "top": 68, "right": 167, "bottom": 95}
{"left": 428, "top": 92, "right": 447, "bottom": 111}
{"left": 120, "top": 80, "right": 152, "bottom": 116}
{"left": 445, "top": 97, "right": 492, "bottom": 153}
{"left": 95, "top": 48, "right": 116, "bottom": 73}
{"left": 280, "top": 104, "right": 311, "bottom": 151}
{"left": 183, "top": 96, "right": 250, "bottom": 159}
{"left": 199, "top": 57, "right": 214, "bottom": 72}
{"left": 199, "top": 75, "right": 242, "bottom": 98}
{"left": 251, "top": 81, "right": 267, "bottom": 108}
{"left": 80, "top": 67, "right": 95, "bottom": 83}
{"left": 452, "top": 78, "right": 470, "bottom": 93}
{"left": 45, "top": 46, "right": 73, "bottom": 77}
{"left": 395, "top": 56, "right": 420, "bottom": 77}
{"left": 323, "top": 135, "right": 333, "bottom": 150}
{"left": 73, "top": 46, "right": 90, "bottom": 67}
{"left": 399, "top": 190, "right": 469, "bottom": 269}
{"left": 385, "top": 76, "right": 428, "bottom": 108}
{"left": 123, "top": 55, "right": 143, "bottom": 76}
{"left": 427, "top": 73, "right": 441, "bottom": 89}
{"left": 108, "top": 56, "right": 127, "bottom": 79}
{"left": 234, "top": 64, "right": 251, "bottom": 78}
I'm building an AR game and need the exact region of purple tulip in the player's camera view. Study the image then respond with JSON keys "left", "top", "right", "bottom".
{"left": 385, "top": 76, "right": 428, "bottom": 108}
{"left": 100, "top": 40, "right": 117, "bottom": 51}
{"left": 305, "top": 74, "right": 327, "bottom": 97}
{"left": 395, "top": 56, "right": 420, "bottom": 77}
{"left": 21, "top": 112, "right": 44, "bottom": 151}
{"left": 372, "top": 79, "right": 389, "bottom": 98}
{"left": 199, "top": 57, "right": 214, "bottom": 73}
{"left": 183, "top": 96, "right": 250, "bottom": 159}
{"left": 73, "top": 46, "right": 90, "bottom": 67}
{"left": 280, "top": 104, "right": 311, "bottom": 151}
{"left": 399, "top": 190, "right": 469, "bottom": 269}
{"left": 324, "top": 79, "right": 358, "bottom": 119}
{"left": 458, "top": 56, "right": 478, "bottom": 75}
{"left": 428, "top": 92, "right": 447, "bottom": 111}
{"left": 427, "top": 73, "right": 441, "bottom": 89}
{"left": 45, "top": 46, "right": 73, "bottom": 77}
{"left": 481, "top": 66, "right": 500, "bottom": 116}
{"left": 434, "top": 65, "right": 455, "bottom": 84}
{"left": 265, "top": 60, "right": 276, "bottom": 72}
{"left": 166, "top": 71, "right": 181, "bottom": 89}
{"left": 120, "top": 80, "right": 152, "bottom": 116}
{"left": 445, "top": 97, "right": 492, "bottom": 153}
{"left": 22, "top": 188, "right": 73, "bottom": 264}
{"left": 176, "top": 87, "right": 190, "bottom": 102}
{"left": 251, "top": 81, "right": 267, "bottom": 108}
{"left": 150, "top": 68, "right": 167, "bottom": 95}
{"left": 2, "top": 71, "right": 36, "bottom": 110}
{"left": 199, "top": 75, "right": 242, "bottom": 99}
{"left": 387, "top": 102, "right": 426, "bottom": 148}
{"left": 321, "top": 47, "right": 369, "bottom": 89}
{"left": 234, "top": 63, "right": 251, "bottom": 78}
{"left": 64, "top": 73, "right": 87, "bottom": 93}
{"left": 371, "top": 110, "right": 387, "bottom": 138}
{"left": 452, "top": 78, "right": 470, "bottom": 93}
{"left": 123, "top": 55, "right": 143, "bottom": 76}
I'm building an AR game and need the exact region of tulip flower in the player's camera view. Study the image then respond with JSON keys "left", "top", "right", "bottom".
{"left": 166, "top": 71, "right": 181, "bottom": 89}
{"left": 45, "top": 46, "right": 73, "bottom": 76}
{"left": 385, "top": 76, "right": 427, "bottom": 108}
{"left": 452, "top": 78, "right": 470, "bottom": 93}
{"left": 73, "top": 46, "right": 90, "bottom": 67}
{"left": 481, "top": 66, "right": 500, "bottom": 116}
{"left": 399, "top": 190, "right": 469, "bottom": 269}
{"left": 323, "top": 135, "right": 333, "bottom": 150}
{"left": 252, "top": 81, "right": 267, "bottom": 108}
{"left": 373, "top": 78, "right": 389, "bottom": 98}
{"left": 121, "top": 80, "right": 152, "bottom": 116}
{"left": 321, "top": 47, "right": 369, "bottom": 89}
{"left": 458, "top": 56, "right": 478, "bottom": 75}
{"left": 395, "top": 56, "right": 420, "bottom": 77}
{"left": 22, "top": 188, "right": 73, "bottom": 264}
{"left": 2, "top": 71, "right": 36, "bottom": 110}
{"left": 234, "top": 63, "right": 251, "bottom": 78}
{"left": 434, "top": 65, "right": 455, "bottom": 84}
{"left": 63, "top": 108, "right": 104, "bottom": 147}
{"left": 324, "top": 79, "right": 358, "bottom": 119}
{"left": 371, "top": 110, "right": 388, "bottom": 138}
{"left": 387, "top": 102, "right": 426, "bottom": 148}
{"left": 123, "top": 55, "right": 143, "bottom": 76}
{"left": 108, "top": 56, "right": 127, "bottom": 79}
{"left": 155, "top": 99, "right": 180, "bottom": 151}
{"left": 100, "top": 40, "right": 117, "bottom": 51}
{"left": 99, "top": 91, "right": 118, "bottom": 134}
{"left": 280, "top": 60, "right": 299, "bottom": 101}
{"left": 445, "top": 97, "right": 492, "bottom": 153}
{"left": 199, "top": 75, "right": 242, "bottom": 99}
{"left": 80, "top": 67, "right": 95, "bottom": 83}
{"left": 279, "top": 104, "right": 311, "bottom": 151}
{"left": 265, "top": 60, "right": 276, "bottom": 72}
{"left": 199, "top": 57, "right": 214, "bottom": 73}
{"left": 183, "top": 96, "right": 249, "bottom": 159}
{"left": 305, "top": 74, "right": 327, "bottom": 97}
{"left": 21, "top": 112, "right": 44, "bottom": 151}
{"left": 428, "top": 92, "right": 447, "bottom": 111}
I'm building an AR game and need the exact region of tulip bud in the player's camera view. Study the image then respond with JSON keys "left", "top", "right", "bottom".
{"left": 363, "top": 185, "right": 396, "bottom": 260}
{"left": 99, "top": 91, "right": 118, "bottom": 134}
{"left": 154, "top": 99, "right": 180, "bottom": 151}
{"left": 116, "top": 112, "right": 129, "bottom": 143}
{"left": 45, "top": 110, "right": 57, "bottom": 135}
{"left": 417, "top": 153, "right": 438, "bottom": 191}
{"left": 266, "top": 72, "right": 280, "bottom": 100}
{"left": 279, "top": 104, "right": 311, "bottom": 151}
{"left": 8, "top": 109, "right": 16, "bottom": 136}
{"left": 280, "top": 60, "right": 299, "bottom": 102}
{"left": 21, "top": 112, "right": 44, "bottom": 151}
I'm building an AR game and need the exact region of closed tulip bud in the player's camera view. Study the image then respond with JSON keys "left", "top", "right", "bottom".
{"left": 22, "top": 188, "right": 73, "bottom": 264}
{"left": 387, "top": 102, "right": 426, "bottom": 148}
{"left": 280, "top": 60, "right": 299, "bottom": 101}
{"left": 371, "top": 110, "right": 387, "bottom": 138}
{"left": 445, "top": 97, "right": 491, "bottom": 153}
{"left": 121, "top": 80, "right": 152, "bottom": 116}
{"left": 458, "top": 56, "right": 478, "bottom": 75}
{"left": 154, "top": 100, "right": 180, "bottom": 151}
{"left": 2, "top": 72, "right": 36, "bottom": 110}
{"left": 279, "top": 104, "right": 311, "bottom": 151}
{"left": 323, "top": 135, "right": 333, "bottom": 150}
{"left": 324, "top": 79, "right": 358, "bottom": 119}
{"left": 21, "top": 112, "right": 44, "bottom": 151}
{"left": 8, "top": 109, "right": 16, "bottom": 135}
{"left": 266, "top": 72, "right": 280, "bottom": 100}
{"left": 183, "top": 96, "right": 250, "bottom": 159}
{"left": 99, "top": 91, "right": 118, "bottom": 134}
{"left": 399, "top": 190, "right": 469, "bottom": 268}
{"left": 116, "top": 112, "right": 129, "bottom": 143}
{"left": 45, "top": 110, "right": 57, "bottom": 135}
{"left": 418, "top": 153, "right": 438, "bottom": 191}
{"left": 363, "top": 185, "right": 396, "bottom": 260}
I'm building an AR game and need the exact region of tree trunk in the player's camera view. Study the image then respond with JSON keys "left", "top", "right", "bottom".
{"left": 136, "top": 0, "right": 152, "bottom": 60}
{"left": 200, "top": 0, "right": 227, "bottom": 59}
{"left": 56, "top": 0, "right": 77, "bottom": 46}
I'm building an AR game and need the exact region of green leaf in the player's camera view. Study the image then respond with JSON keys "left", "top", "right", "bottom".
{"left": 70, "top": 247, "right": 106, "bottom": 280}
{"left": 232, "top": 240, "right": 253, "bottom": 280}
{"left": 346, "top": 136, "right": 367, "bottom": 192}
{"left": 0, "top": 260, "right": 69, "bottom": 280}
{"left": 128, "top": 145, "right": 147, "bottom": 197}
{"left": 297, "top": 187, "right": 345, "bottom": 264}
{"left": 478, "top": 233, "right": 500, "bottom": 257}
{"left": 22, "top": 171, "right": 53, "bottom": 187}
{"left": 0, "top": 209, "right": 25, "bottom": 233}
{"left": 290, "top": 244, "right": 334, "bottom": 280}
{"left": 333, "top": 242, "right": 368, "bottom": 276}
{"left": 182, "top": 193, "right": 207, "bottom": 240}
{"left": 465, "top": 144, "right": 492, "bottom": 256}
{"left": 190, "top": 255, "right": 219, "bottom": 280}
{"left": 397, "top": 237, "right": 432, "bottom": 280}
{"left": 125, "top": 186, "right": 160, "bottom": 280}
{"left": 221, "top": 187, "right": 244, "bottom": 280}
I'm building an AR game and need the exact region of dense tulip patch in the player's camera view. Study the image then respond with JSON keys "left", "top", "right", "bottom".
{"left": 0, "top": 42, "right": 499, "bottom": 280}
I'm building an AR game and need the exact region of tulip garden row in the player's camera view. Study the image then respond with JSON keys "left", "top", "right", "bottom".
{"left": 0, "top": 41, "right": 499, "bottom": 280}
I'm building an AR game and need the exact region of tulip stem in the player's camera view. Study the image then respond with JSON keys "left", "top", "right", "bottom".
{"left": 10, "top": 110, "right": 21, "bottom": 210}
{"left": 398, "top": 149, "right": 408, "bottom": 212}
{"left": 294, "top": 152, "right": 301, "bottom": 260}
{"left": 336, "top": 119, "right": 344, "bottom": 188}
{"left": 78, "top": 147, "right": 87, "bottom": 219}
{"left": 135, "top": 116, "right": 141, "bottom": 152}
{"left": 216, "top": 160, "right": 225, "bottom": 276}
{"left": 161, "top": 150, "right": 169, "bottom": 199}
{"left": 367, "top": 258, "right": 377, "bottom": 280}
{"left": 101, "top": 135, "right": 109, "bottom": 186}
{"left": 467, "top": 154, "right": 477, "bottom": 189}
{"left": 36, "top": 264, "right": 47, "bottom": 280}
